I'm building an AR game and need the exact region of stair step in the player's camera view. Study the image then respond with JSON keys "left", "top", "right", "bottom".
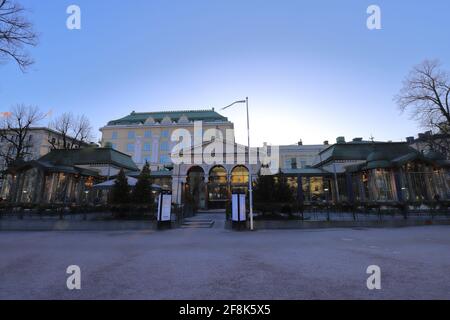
{"left": 184, "top": 219, "right": 213, "bottom": 223}
{"left": 183, "top": 222, "right": 213, "bottom": 225}
{"left": 181, "top": 220, "right": 215, "bottom": 228}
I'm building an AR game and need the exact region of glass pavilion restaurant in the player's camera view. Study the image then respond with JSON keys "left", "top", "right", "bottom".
{"left": 282, "top": 141, "right": 450, "bottom": 209}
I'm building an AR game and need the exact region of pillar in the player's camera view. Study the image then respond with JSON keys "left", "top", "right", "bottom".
{"left": 394, "top": 169, "right": 404, "bottom": 202}
{"left": 297, "top": 174, "right": 304, "bottom": 205}
{"left": 346, "top": 172, "right": 354, "bottom": 204}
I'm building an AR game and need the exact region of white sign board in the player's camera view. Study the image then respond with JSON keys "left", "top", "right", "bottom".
{"left": 158, "top": 194, "right": 172, "bottom": 222}
{"left": 232, "top": 194, "right": 246, "bottom": 222}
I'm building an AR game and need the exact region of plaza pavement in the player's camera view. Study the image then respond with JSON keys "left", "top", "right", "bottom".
{"left": 0, "top": 213, "right": 449, "bottom": 300}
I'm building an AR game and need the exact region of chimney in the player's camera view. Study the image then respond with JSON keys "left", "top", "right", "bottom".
{"left": 298, "top": 139, "right": 303, "bottom": 146}
{"left": 406, "top": 136, "right": 415, "bottom": 144}
{"left": 336, "top": 136, "right": 346, "bottom": 144}
{"left": 352, "top": 137, "right": 363, "bottom": 142}
{"left": 323, "top": 140, "right": 329, "bottom": 145}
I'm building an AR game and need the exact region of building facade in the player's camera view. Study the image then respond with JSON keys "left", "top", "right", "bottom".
{"left": 279, "top": 143, "right": 327, "bottom": 170}
{"left": 407, "top": 131, "right": 450, "bottom": 159}
{"left": 100, "top": 109, "right": 234, "bottom": 170}
{"left": 171, "top": 139, "right": 262, "bottom": 210}
{"left": 100, "top": 110, "right": 335, "bottom": 209}
{"left": 99, "top": 110, "right": 450, "bottom": 210}
{"left": 0, "top": 127, "right": 91, "bottom": 189}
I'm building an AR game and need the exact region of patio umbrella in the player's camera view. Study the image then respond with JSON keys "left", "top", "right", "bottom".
{"left": 93, "top": 176, "right": 162, "bottom": 190}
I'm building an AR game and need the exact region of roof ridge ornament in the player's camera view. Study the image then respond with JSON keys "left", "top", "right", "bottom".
{"left": 132, "top": 109, "right": 213, "bottom": 115}
{"left": 144, "top": 116, "right": 155, "bottom": 125}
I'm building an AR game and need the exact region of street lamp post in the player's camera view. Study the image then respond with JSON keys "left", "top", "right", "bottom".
{"left": 222, "top": 97, "right": 254, "bottom": 231}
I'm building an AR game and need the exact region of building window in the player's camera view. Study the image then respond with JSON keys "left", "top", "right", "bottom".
{"left": 231, "top": 166, "right": 249, "bottom": 185}
{"left": 143, "top": 143, "right": 151, "bottom": 152}
{"left": 128, "top": 131, "right": 135, "bottom": 139}
{"left": 161, "top": 130, "right": 169, "bottom": 139}
{"left": 291, "top": 158, "right": 297, "bottom": 169}
{"left": 112, "top": 131, "right": 119, "bottom": 140}
{"left": 284, "top": 159, "right": 291, "bottom": 169}
{"left": 208, "top": 166, "right": 228, "bottom": 202}
{"left": 143, "top": 156, "right": 152, "bottom": 163}
{"left": 160, "top": 155, "right": 171, "bottom": 164}
{"left": 209, "top": 166, "right": 227, "bottom": 184}
{"left": 127, "top": 143, "right": 134, "bottom": 152}
{"left": 144, "top": 131, "right": 152, "bottom": 138}
{"left": 160, "top": 141, "right": 169, "bottom": 152}
{"left": 301, "top": 176, "right": 331, "bottom": 202}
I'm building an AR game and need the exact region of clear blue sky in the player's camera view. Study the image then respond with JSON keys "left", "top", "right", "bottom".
{"left": 1, "top": 0, "right": 449, "bottom": 146}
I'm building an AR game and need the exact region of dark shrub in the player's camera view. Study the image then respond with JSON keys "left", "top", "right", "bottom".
{"left": 111, "top": 169, "right": 131, "bottom": 204}
{"left": 280, "top": 204, "right": 292, "bottom": 214}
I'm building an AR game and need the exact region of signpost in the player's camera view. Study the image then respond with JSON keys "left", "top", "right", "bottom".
{"left": 157, "top": 191, "right": 172, "bottom": 229}
{"left": 231, "top": 192, "right": 246, "bottom": 230}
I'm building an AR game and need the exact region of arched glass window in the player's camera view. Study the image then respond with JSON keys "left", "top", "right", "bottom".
{"left": 231, "top": 166, "right": 249, "bottom": 185}
{"left": 208, "top": 166, "right": 228, "bottom": 205}
{"left": 209, "top": 166, "right": 227, "bottom": 184}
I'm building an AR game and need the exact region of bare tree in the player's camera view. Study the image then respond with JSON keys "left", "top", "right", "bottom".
{"left": 48, "top": 113, "right": 93, "bottom": 149}
{"left": 0, "top": 0, "right": 37, "bottom": 71}
{"left": 0, "top": 104, "right": 45, "bottom": 166}
{"left": 395, "top": 60, "right": 450, "bottom": 155}
{"left": 72, "top": 114, "right": 93, "bottom": 146}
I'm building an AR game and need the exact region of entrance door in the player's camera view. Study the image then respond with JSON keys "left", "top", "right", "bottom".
{"left": 186, "top": 166, "right": 206, "bottom": 210}
{"left": 208, "top": 166, "right": 228, "bottom": 209}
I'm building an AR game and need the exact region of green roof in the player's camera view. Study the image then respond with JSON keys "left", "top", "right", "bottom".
{"left": 7, "top": 161, "right": 101, "bottom": 177}
{"left": 345, "top": 149, "right": 450, "bottom": 172}
{"left": 365, "top": 160, "right": 392, "bottom": 170}
{"left": 281, "top": 168, "right": 331, "bottom": 176}
{"left": 390, "top": 152, "right": 425, "bottom": 166}
{"left": 316, "top": 142, "right": 416, "bottom": 167}
{"left": 38, "top": 148, "right": 139, "bottom": 171}
{"left": 424, "top": 150, "right": 446, "bottom": 161}
{"left": 107, "top": 109, "right": 228, "bottom": 126}
{"left": 390, "top": 151, "right": 450, "bottom": 167}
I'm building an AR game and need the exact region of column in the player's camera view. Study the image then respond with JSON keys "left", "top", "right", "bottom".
{"left": 297, "top": 174, "right": 304, "bottom": 205}
{"left": 346, "top": 172, "right": 354, "bottom": 204}
{"left": 393, "top": 169, "right": 404, "bottom": 202}
{"left": 133, "top": 136, "right": 143, "bottom": 165}
{"left": 151, "top": 136, "right": 160, "bottom": 164}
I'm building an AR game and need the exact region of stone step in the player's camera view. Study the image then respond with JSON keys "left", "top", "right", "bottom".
{"left": 182, "top": 221, "right": 214, "bottom": 226}
{"left": 181, "top": 220, "right": 215, "bottom": 228}
{"left": 184, "top": 219, "right": 213, "bottom": 223}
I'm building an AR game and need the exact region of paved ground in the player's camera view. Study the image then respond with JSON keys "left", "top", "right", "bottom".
{"left": 1, "top": 213, "right": 450, "bottom": 300}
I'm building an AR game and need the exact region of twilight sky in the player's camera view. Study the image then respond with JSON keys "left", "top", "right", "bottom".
{"left": 1, "top": 0, "right": 449, "bottom": 146}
